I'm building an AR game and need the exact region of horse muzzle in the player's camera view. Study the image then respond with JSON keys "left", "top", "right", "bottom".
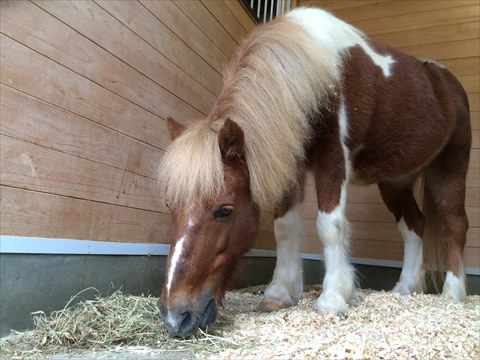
{"left": 158, "top": 294, "right": 218, "bottom": 337}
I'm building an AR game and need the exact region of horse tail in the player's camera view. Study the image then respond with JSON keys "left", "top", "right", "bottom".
{"left": 421, "top": 175, "right": 447, "bottom": 293}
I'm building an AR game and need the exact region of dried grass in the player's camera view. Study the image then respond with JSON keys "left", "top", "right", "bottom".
{"left": 0, "top": 288, "right": 240, "bottom": 359}
{"left": 1, "top": 286, "right": 479, "bottom": 359}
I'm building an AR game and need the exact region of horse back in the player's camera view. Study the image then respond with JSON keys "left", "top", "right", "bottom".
{"left": 338, "top": 41, "right": 470, "bottom": 184}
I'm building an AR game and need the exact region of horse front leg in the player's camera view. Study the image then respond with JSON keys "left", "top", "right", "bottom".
{"left": 258, "top": 206, "right": 304, "bottom": 311}
{"left": 315, "top": 184, "right": 356, "bottom": 315}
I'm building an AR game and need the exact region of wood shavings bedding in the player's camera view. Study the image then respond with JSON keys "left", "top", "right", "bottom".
{"left": 1, "top": 286, "right": 479, "bottom": 359}
{"left": 214, "top": 287, "right": 479, "bottom": 359}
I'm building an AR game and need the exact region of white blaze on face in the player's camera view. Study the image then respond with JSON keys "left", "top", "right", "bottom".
{"left": 165, "top": 215, "right": 197, "bottom": 299}
{"left": 166, "top": 236, "right": 186, "bottom": 296}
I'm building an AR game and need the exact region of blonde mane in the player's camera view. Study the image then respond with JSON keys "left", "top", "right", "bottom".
{"left": 161, "top": 10, "right": 349, "bottom": 211}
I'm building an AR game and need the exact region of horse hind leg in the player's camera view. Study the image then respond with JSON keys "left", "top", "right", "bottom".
{"left": 258, "top": 205, "right": 304, "bottom": 312}
{"left": 378, "top": 181, "right": 426, "bottom": 294}
{"left": 423, "top": 113, "right": 470, "bottom": 301}
{"left": 424, "top": 164, "right": 469, "bottom": 301}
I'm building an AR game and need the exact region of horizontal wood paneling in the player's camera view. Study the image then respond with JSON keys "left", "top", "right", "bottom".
{"left": 174, "top": 0, "right": 238, "bottom": 59}
{"left": 352, "top": 5, "right": 479, "bottom": 36}
{"left": 0, "top": 1, "right": 203, "bottom": 124}
{"left": 32, "top": 0, "right": 215, "bottom": 115}
{"left": 374, "top": 22, "right": 479, "bottom": 49}
{"left": 401, "top": 39, "right": 479, "bottom": 62}
{"left": 0, "top": 1, "right": 255, "bottom": 247}
{"left": 0, "top": 186, "right": 170, "bottom": 243}
{"left": 0, "top": 34, "right": 167, "bottom": 149}
{"left": 300, "top": 0, "right": 384, "bottom": 11}
{"left": 441, "top": 57, "right": 479, "bottom": 77}
{"left": 323, "top": 1, "right": 479, "bottom": 23}
{"left": 224, "top": 0, "right": 256, "bottom": 33}
{"left": 1, "top": 0, "right": 477, "bottom": 271}
{"left": 140, "top": 1, "right": 230, "bottom": 75}
{"left": 0, "top": 135, "right": 165, "bottom": 212}
{"left": 0, "top": 86, "right": 162, "bottom": 179}
{"left": 469, "top": 93, "right": 480, "bottom": 111}
{"left": 95, "top": 0, "right": 223, "bottom": 96}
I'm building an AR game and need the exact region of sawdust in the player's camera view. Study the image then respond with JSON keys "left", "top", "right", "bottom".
{"left": 1, "top": 286, "right": 479, "bottom": 359}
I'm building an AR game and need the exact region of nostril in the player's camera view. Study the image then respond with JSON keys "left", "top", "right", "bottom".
{"left": 161, "top": 308, "right": 196, "bottom": 337}
{"left": 178, "top": 310, "right": 193, "bottom": 333}
{"left": 199, "top": 299, "right": 217, "bottom": 330}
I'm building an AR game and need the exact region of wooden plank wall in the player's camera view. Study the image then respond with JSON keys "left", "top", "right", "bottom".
{"left": 0, "top": 0, "right": 267, "bottom": 246}
{"left": 298, "top": 0, "right": 480, "bottom": 269}
{"left": 1, "top": 0, "right": 478, "bottom": 270}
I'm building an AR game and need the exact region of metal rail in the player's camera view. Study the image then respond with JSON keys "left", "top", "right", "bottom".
{"left": 241, "top": 0, "right": 291, "bottom": 23}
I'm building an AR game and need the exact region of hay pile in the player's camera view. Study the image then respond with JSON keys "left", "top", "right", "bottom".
{"left": 1, "top": 286, "right": 479, "bottom": 359}
{"left": 0, "top": 289, "right": 238, "bottom": 359}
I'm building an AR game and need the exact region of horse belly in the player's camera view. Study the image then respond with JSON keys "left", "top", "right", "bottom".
{"left": 349, "top": 140, "right": 437, "bottom": 185}
{"left": 348, "top": 103, "right": 457, "bottom": 184}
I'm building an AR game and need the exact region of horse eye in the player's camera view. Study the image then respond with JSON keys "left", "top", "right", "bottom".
{"left": 213, "top": 205, "right": 233, "bottom": 220}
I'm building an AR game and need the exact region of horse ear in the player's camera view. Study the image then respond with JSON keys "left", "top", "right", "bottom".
{"left": 166, "top": 117, "right": 186, "bottom": 140}
{"left": 218, "top": 118, "right": 245, "bottom": 162}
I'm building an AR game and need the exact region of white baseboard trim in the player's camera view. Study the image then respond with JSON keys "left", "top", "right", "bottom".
{"left": 0, "top": 235, "right": 171, "bottom": 256}
{"left": 1, "top": 236, "right": 479, "bottom": 276}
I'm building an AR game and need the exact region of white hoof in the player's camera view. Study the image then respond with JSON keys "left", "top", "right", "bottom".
{"left": 392, "top": 277, "right": 425, "bottom": 295}
{"left": 442, "top": 271, "right": 467, "bottom": 302}
{"left": 263, "top": 280, "right": 302, "bottom": 307}
{"left": 315, "top": 292, "right": 348, "bottom": 315}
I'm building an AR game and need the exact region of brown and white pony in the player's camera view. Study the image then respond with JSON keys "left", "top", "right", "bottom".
{"left": 158, "top": 8, "right": 471, "bottom": 337}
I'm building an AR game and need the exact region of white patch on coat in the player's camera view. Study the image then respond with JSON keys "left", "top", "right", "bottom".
{"left": 393, "top": 218, "right": 425, "bottom": 294}
{"left": 289, "top": 8, "right": 395, "bottom": 78}
{"left": 264, "top": 207, "right": 304, "bottom": 305}
{"left": 338, "top": 97, "right": 351, "bottom": 181}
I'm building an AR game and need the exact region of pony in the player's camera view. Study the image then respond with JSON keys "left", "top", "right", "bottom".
{"left": 157, "top": 7, "right": 471, "bottom": 337}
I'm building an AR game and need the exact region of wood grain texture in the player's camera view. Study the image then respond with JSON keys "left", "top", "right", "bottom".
{"left": 1, "top": 0, "right": 478, "bottom": 266}
{"left": 0, "top": 0, "right": 203, "bottom": 123}
{"left": 140, "top": 0, "right": 231, "bottom": 75}
{"left": 201, "top": 0, "right": 248, "bottom": 44}
{"left": 353, "top": 5, "right": 480, "bottom": 36}
{"left": 223, "top": 0, "right": 256, "bottom": 33}
{"left": 174, "top": 0, "right": 238, "bottom": 59}
{"left": 0, "top": 135, "right": 165, "bottom": 213}
{"left": 0, "top": 85, "right": 163, "bottom": 179}
{"left": 0, "top": 34, "right": 167, "bottom": 150}
{"left": 0, "top": 186, "right": 170, "bottom": 244}
{"left": 317, "top": 1, "right": 479, "bottom": 24}
{"left": 0, "top": 0, "right": 249, "bottom": 248}
{"left": 33, "top": 0, "right": 216, "bottom": 115}
{"left": 95, "top": 0, "right": 223, "bottom": 95}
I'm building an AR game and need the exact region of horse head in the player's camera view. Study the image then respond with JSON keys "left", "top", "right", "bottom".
{"left": 158, "top": 117, "right": 259, "bottom": 337}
